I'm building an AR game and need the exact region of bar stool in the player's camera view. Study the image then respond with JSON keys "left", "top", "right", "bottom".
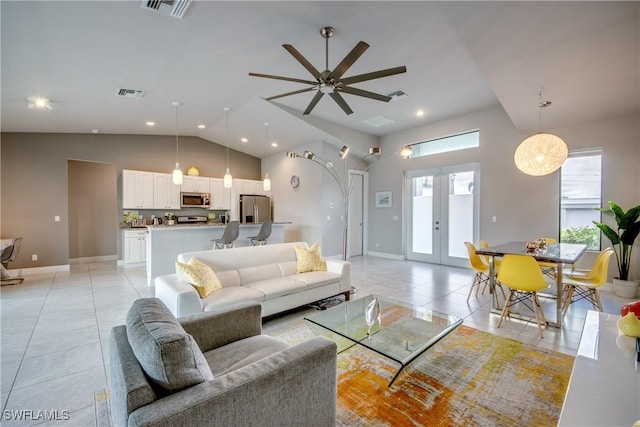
{"left": 1, "top": 238, "right": 24, "bottom": 285}
{"left": 248, "top": 220, "right": 272, "bottom": 246}
{"left": 212, "top": 221, "right": 239, "bottom": 249}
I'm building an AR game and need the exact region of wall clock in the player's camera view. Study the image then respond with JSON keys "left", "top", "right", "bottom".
{"left": 290, "top": 175, "right": 300, "bottom": 188}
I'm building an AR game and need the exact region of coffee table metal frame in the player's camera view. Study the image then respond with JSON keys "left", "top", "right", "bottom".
{"left": 304, "top": 294, "right": 462, "bottom": 386}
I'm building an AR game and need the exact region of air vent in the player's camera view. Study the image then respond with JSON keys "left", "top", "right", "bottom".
{"left": 116, "top": 88, "right": 145, "bottom": 99}
{"left": 141, "top": 0, "right": 191, "bottom": 19}
{"left": 387, "top": 89, "right": 409, "bottom": 101}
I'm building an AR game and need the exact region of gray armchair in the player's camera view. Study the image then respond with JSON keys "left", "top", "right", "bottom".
{"left": 109, "top": 298, "right": 337, "bottom": 427}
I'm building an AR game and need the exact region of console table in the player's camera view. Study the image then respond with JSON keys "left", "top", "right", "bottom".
{"left": 558, "top": 310, "right": 640, "bottom": 426}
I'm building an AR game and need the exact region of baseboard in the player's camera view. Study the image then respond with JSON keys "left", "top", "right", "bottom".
{"left": 7, "top": 264, "right": 70, "bottom": 276}
{"left": 69, "top": 255, "right": 117, "bottom": 264}
{"left": 365, "top": 251, "right": 405, "bottom": 260}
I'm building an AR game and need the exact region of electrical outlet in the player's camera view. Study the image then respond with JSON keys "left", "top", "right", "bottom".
{"left": 54, "top": 215, "right": 60, "bottom": 222}
{"left": 492, "top": 216, "right": 497, "bottom": 223}
{"left": 32, "top": 254, "right": 38, "bottom": 261}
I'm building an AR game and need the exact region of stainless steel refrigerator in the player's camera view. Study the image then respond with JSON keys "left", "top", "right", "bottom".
{"left": 239, "top": 195, "right": 271, "bottom": 223}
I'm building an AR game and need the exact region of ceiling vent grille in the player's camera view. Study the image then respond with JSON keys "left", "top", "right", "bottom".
{"left": 116, "top": 88, "right": 145, "bottom": 99}
{"left": 387, "top": 90, "right": 409, "bottom": 101}
{"left": 141, "top": 0, "right": 191, "bottom": 19}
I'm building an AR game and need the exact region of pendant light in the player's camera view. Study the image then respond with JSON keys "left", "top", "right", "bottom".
{"left": 514, "top": 88, "right": 568, "bottom": 176}
{"left": 262, "top": 122, "right": 271, "bottom": 192}
{"left": 171, "top": 101, "right": 183, "bottom": 185}
{"left": 223, "top": 107, "right": 233, "bottom": 188}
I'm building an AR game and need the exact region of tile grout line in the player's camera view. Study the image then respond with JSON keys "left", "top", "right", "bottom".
{"left": 1, "top": 273, "right": 55, "bottom": 414}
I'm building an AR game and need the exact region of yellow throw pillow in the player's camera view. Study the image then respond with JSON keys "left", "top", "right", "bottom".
{"left": 295, "top": 243, "right": 327, "bottom": 273}
{"left": 175, "top": 258, "right": 222, "bottom": 298}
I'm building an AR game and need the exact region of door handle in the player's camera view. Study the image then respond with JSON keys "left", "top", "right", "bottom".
{"left": 434, "top": 226, "right": 440, "bottom": 230}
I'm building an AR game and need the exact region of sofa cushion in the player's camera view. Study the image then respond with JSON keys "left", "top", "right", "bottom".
{"left": 203, "top": 334, "right": 289, "bottom": 377}
{"left": 126, "top": 298, "right": 214, "bottom": 393}
{"left": 201, "top": 286, "right": 265, "bottom": 311}
{"left": 246, "top": 277, "right": 307, "bottom": 300}
{"left": 295, "top": 243, "right": 327, "bottom": 273}
{"left": 292, "top": 271, "right": 342, "bottom": 289}
{"left": 175, "top": 257, "right": 222, "bottom": 298}
{"left": 237, "top": 263, "right": 282, "bottom": 285}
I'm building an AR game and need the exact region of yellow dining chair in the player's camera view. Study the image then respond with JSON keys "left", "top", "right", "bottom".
{"left": 479, "top": 240, "right": 501, "bottom": 269}
{"left": 464, "top": 242, "right": 505, "bottom": 303}
{"left": 563, "top": 247, "right": 612, "bottom": 279}
{"left": 497, "top": 254, "right": 549, "bottom": 339}
{"left": 537, "top": 237, "right": 557, "bottom": 279}
{"left": 561, "top": 248, "right": 614, "bottom": 318}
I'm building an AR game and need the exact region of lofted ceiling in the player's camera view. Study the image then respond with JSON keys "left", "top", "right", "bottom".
{"left": 1, "top": 1, "right": 638, "bottom": 159}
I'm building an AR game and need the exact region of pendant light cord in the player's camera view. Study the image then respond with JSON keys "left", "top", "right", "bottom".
{"left": 225, "top": 108, "right": 230, "bottom": 168}
{"left": 175, "top": 104, "right": 179, "bottom": 161}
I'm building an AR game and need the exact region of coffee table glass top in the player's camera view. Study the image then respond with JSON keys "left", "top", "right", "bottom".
{"left": 304, "top": 294, "right": 462, "bottom": 383}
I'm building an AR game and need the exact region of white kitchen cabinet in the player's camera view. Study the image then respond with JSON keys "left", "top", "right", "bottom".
{"left": 122, "top": 170, "right": 154, "bottom": 209}
{"left": 209, "top": 178, "right": 231, "bottom": 210}
{"left": 235, "top": 179, "right": 268, "bottom": 196}
{"left": 181, "top": 176, "right": 210, "bottom": 194}
{"left": 123, "top": 229, "right": 147, "bottom": 264}
{"left": 153, "top": 173, "right": 180, "bottom": 209}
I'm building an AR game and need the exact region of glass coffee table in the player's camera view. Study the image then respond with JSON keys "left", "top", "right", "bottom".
{"left": 304, "top": 294, "right": 462, "bottom": 386}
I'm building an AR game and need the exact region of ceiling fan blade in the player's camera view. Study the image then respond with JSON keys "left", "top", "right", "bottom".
{"left": 249, "top": 72, "right": 316, "bottom": 85}
{"left": 283, "top": 44, "right": 322, "bottom": 80}
{"left": 327, "top": 41, "right": 369, "bottom": 81}
{"left": 303, "top": 91, "right": 324, "bottom": 115}
{"left": 329, "top": 92, "right": 354, "bottom": 115}
{"left": 265, "top": 87, "right": 315, "bottom": 101}
{"left": 338, "top": 86, "right": 391, "bottom": 102}
{"left": 340, "top": 66, "right": 407, "bottom": 86}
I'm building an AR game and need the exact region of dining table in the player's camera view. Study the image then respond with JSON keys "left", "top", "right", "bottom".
{"left": 1, "top": 238, "right": 15, "bottom": 279}
{"left": 476, "top": 241, "right": 588, "bottom": 328}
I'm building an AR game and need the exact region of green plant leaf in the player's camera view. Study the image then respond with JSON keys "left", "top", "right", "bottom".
{"left": 621, "top": 205, "right": 640, "bottom": 229}
{"left": 610, "top": 202, "right": 625, "bottom": 228}
{"left": 621, "top": 221, "right": 640, "bottom": 246}
{"left": 593, "top": 221, "right": 620, "bottom": 245}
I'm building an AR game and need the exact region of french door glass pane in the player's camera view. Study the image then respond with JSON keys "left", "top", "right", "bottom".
{"left": 412, "top": 176, "right": 433, "bottom": 254}
{"left": 448, "top": 171, "right": 474, "bottom": 258}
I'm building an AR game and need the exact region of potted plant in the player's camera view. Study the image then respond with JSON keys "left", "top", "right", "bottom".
{"left": 165, "top": 212, "right": 176, "bottom": 226}
{"left": 593, "top": 201, "right": 640, "bottom": 298}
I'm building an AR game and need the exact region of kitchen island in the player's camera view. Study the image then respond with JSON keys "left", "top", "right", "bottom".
{"left": 145, "top": 222, "right": 290, "bottom": 286}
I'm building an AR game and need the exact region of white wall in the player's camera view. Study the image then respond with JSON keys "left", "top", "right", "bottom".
{"left": 372, "top": 105, "right": 640, "bottom": 278}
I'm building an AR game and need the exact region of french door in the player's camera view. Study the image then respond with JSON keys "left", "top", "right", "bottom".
{"left": 347, "top": 170, "right": 368, "bottom": 257}
{"left": 405, "top": 163, "right": 479, "bottom": 267}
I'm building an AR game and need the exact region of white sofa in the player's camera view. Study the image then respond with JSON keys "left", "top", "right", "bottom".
{"left": 155, "top": 242, "right": 351, "bottom": 318}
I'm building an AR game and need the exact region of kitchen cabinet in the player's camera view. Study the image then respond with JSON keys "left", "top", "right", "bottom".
{"left": 122, "top": 170, "right": 154, "bottom": 209}
{"left": 235, "top": 179, "right": 269, "bottom": 196}
{"left": 123, "top": 229, "right": 147, "bottom": 264}
{"left": 153, "top": 173, "right": 180, "bottom": 209}
{"left": 181, "top": 176, "right": 210, "bottom": 194}
{"left": 209, "top": 178, "right": 231, "bottom": 210}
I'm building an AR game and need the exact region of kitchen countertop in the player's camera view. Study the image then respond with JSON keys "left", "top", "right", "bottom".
{"left": 146, "top": 222, "right": 291, "bottom": 230}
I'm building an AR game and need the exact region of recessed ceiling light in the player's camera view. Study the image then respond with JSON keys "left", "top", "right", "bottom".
{"left": 241, "top": 137, "right": 248, "bottom": 143}
{"left": 146, "top": 121, "right": 155, "bottom": 126}
{"left": 27, "top": 96, "right": 52, "bottom": 110}
{"left": 416, "top": 110, "right": 425, "bottom": 117}
{"left": 91, "top": 129, "right": 99, "bottom": 134}
{"left": 271, "top": 142, "right": 278, "bottom": 148}
{"left": 197, "top": 124, "right": 206, "bottom": 129}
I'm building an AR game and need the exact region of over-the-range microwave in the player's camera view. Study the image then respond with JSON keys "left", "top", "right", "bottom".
{"left": 181, "top": 192, "right": 210, "bottom": 208}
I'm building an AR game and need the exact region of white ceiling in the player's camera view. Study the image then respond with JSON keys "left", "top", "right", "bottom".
{"left": 2, "top": 1, "right": 638, "bottom": 158}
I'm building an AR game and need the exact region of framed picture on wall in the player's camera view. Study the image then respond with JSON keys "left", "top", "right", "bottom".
{"left": 375, "top": 191, "right": 392, "bottom": 208}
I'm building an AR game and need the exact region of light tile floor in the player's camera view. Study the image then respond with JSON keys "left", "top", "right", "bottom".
{"left": 0, "top": 256, "right": 632, "bottom": 426}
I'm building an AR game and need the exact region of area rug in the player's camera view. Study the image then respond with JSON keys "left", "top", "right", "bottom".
{"left": 96, "top": 322, "right": 573, "bottom": 427}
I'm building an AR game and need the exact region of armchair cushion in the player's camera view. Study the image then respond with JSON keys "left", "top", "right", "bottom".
{"left": 126, "top": 298, "right": 214, "bottom": 393}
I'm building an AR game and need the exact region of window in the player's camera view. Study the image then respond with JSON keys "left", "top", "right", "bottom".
{"left": 560, "top": 149, "right": 602, "bottom": 250}
{"left": 408, "top": 130, "right": 479, "bottom": 158}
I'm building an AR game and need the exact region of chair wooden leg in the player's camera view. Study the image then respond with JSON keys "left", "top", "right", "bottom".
{"left": 531, "top": 293, "right": 545, "bottom": 339}
{"left": 497, "top": 291, "right": 513, "bottom": 328}
{"left": 592, "top": 289, "right": 603, "bottom": 312}
{"left": 467, "top": 273, "right": 480, "bottom": 302}
{"left": 561, "top": 285, "right": 574, "bottom": 318}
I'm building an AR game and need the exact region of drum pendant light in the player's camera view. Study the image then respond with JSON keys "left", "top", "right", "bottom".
{"left": 223, "top": 107, "right": 233, "bottom": 188}
{"left": 172, "top": 101, "right": 183, "bottom": 185}
{"left": 263, "top": 122, "right": 271, "bottom": 192}
{"left": 514, "top": 88, "right": 568, "bottom": 176}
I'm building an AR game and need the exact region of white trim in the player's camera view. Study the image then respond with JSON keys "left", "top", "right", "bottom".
{"left": 365, "top": 251, "right": 405, "bottom": 260}
{"left": 7, "top": 265, "right": 70, "bottom": 276}
{"left": 69, "top": 255, "right": 117, "bottom": 264}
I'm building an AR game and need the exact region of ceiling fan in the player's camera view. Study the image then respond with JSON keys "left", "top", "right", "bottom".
{"left": 249, "top": 26, "right": 407, "bottom": 115}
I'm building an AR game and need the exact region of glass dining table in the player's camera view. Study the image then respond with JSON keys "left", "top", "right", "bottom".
{"left": 476, "top": 241, "right": 588, "bottom": 328}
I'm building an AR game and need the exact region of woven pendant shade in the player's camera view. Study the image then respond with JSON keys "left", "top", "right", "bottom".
{"left": 514, "top": 132, "right": 568, "bottom": 176}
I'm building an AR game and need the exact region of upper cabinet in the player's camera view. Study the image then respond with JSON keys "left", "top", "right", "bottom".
{"left": 235, "top": 179, "right": 269, "bottom": 196}
{"left": 209, "top": 178, "right": 231, "bottom": 210}
{"left": 181, "top": 176, "right": 210, "bottom": 194}
{"left": 153, "top": 173, "right": 180, "bottom": 210}
{"left": 123, "top": 170, "right": 154, "bottom": 209}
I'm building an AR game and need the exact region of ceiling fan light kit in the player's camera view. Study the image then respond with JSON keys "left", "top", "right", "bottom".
{"left": 250, "top": 26, "right": 407, "bottom": 116}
